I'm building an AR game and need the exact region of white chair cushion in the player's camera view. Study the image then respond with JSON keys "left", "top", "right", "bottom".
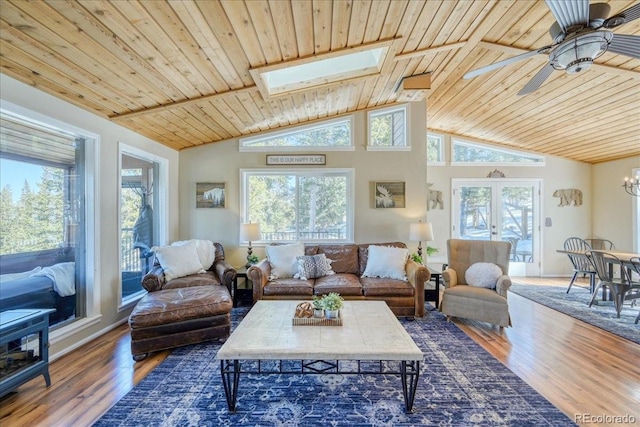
{"left": 266, "top": 242, "right": 305, "bottom": 280}
{"left": 152, "top": 240, "right": 205, "bottom": 281}
{"left": 362, "top": 245, "right": 408, "bottom": 281}
{"left": 172, "top": 239, "right": 216, "bottom": 270}
{"left": 465, "top": 262, "right": 502, "bottom": 289}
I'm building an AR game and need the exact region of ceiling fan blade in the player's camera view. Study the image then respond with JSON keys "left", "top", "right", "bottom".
{"left": 607, "top": 34, "right": 640, "bottom": 59}
{"left": 545, "top": 0, "right": 589, "bottom": 32}
{"left": 517, "top": 63, "right": 555, "bottom": 96}
{"left": 463, "top": 46, "right": 552, "bottom": 80}
{"left": 603, "top": 3, "right": 640, "bottom": 28}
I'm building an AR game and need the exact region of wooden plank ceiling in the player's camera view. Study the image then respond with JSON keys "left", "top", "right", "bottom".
{"left": 1, "top": 0, "right": 638, "bottom": 164}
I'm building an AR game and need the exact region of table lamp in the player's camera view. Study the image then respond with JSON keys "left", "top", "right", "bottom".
{"left": 240, "top": 222, "right": 261, "bottom": 268}
{"left": 409, "top": 220, "right": 433, "bottom": 258}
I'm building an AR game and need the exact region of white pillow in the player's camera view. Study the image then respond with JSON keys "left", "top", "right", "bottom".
{"left": 152, "top": 240, "right": 205, "bottom": 281}
{"left": 465, "top": 262, "right": 503, "bottom": 289}
{"left": 0, "top": 266, "right": 42, "bottom": 283}
{"left": 265, "top": 242, "right": 305, "bottom": 280}
{"left": 172, "top": 239, "right": 216, "bottom": 270}
{"left": 361, "top": 245, "right": 408, "bottom": 281}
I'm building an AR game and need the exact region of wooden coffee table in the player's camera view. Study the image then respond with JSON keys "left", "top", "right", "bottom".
{"left": 215, "top": 300, "right": 423, "bottom": 413}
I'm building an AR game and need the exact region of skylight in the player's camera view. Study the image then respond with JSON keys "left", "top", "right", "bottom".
{"left": 250, "top": 40, "right": 392, "bottom": 98}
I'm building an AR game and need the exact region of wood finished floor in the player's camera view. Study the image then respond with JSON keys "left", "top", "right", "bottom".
{"left": 1, "top": 277, "right": 638, "bottom": 427}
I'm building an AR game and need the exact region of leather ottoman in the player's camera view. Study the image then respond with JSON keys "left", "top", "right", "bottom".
{"left": 129, "top": 285, "right": 232, "bottom": 361}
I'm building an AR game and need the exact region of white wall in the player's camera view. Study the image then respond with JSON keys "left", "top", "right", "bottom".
{"left": 0, "top": 74, "right": 180, "bottom": 359}
{"left": 425, "top": 133, "right": 595, "bottom": 276}
{"left": 178, "top": 102, "right": 429, "bottom": 268}
{"left": 592, "top": 156, "right": 640, "bottom": 252}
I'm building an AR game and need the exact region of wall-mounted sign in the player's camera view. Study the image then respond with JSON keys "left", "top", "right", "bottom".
{"left": 266, "top": 154, "right": 326, "bottom": 165}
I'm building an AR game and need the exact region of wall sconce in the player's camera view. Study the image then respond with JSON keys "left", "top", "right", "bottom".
{"left": 240, "top": 222, "right": 261, "bottom": 267}
{"left": 409, "top": 220, "right": 434, "bottom": 258}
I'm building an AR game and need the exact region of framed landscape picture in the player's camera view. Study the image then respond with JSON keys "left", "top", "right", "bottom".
{"left": 196, "top": 182, "right": 226, "bottom": 208}
{"left": 374, "top": 181, "right": 405, "bottom": 208}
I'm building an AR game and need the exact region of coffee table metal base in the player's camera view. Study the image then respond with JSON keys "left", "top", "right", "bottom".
{"left": 220, "top": 359, "right": 420, "bottom": 413}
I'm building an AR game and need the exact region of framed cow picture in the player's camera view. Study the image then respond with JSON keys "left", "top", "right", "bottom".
{"left": 196, "top": 182, "right": 226, "bottom": 208}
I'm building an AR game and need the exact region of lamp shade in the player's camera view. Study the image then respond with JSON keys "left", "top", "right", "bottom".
{"left": 240, "top": 222, "right": 261, "bottom": 242}
{"left": 410, "top": 222, "right": 433, "bottom": 242}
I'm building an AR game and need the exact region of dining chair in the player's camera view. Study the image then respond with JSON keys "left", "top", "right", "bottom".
{"left": 627, "top": 257, "right": 640, "bottom": 324}
{"left": 502, "top": 236, "right": 520, "bottom": 261}
{"left": 584, "top": 238, "right": 615, "bottom": 250}
{"left": 586, "top": 251, "right": 639, "bottom": 318}
{"left": 563, "top": 237, "right": 596, "bottom": 293}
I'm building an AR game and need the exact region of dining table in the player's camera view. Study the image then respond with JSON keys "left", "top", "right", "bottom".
{"left": 557, "top": 249, "right": 640, "bottom": 300}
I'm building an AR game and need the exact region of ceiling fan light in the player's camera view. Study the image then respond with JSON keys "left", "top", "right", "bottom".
{"left": 551, "top": 32, "right": 611, "bottom": 73}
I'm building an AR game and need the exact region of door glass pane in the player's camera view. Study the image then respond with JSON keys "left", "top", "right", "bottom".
{"left": 501, "top": 186, "right": 534, "bottom": 263}
{"left": 458, "top": 186, "right": 492, "bottom": 239}
{"left": 121, "top": 154, "right": 157, "bottom": 301}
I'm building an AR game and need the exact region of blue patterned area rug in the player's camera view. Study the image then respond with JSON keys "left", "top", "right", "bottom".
{"left": 94, "top": 308, "right": 575, "bottom": 427}
{"left": 510, "top": 284, "right": 639, "bottom": 345}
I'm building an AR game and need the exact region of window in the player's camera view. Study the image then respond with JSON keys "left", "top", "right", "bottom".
{"left": 120, "top": 147, "right": 164, "bottom": 305}
{"left": 452, "top": 139, "right": 545, "bottom": 165}
{"left": 241, "top": 169, "right": 354, "bottom": 243}
{"left": 0, "top": 108, "right": 93, "bottom": 329}
{"left": 427, "top": 133, "right": 444, "bottom": 164}
{"left": 367, "top": 105, "right": 409, "bottom": 151}
{"left": 240, "top": 116, "right": 354, "bottom": 151}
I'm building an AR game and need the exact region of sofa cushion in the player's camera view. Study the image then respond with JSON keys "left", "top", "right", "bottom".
{"left": 295, "top": 254, "right": 335, "bottom": 280}
{"left": 172, "top": 239, "right": 216, "bottom": 270}
{"left": 263, "top": 277, "right": 314, "bottom": 296}
{"left": 358, "top": 242, "right": 406, "bottom": 275}
{"left": 152, "top": 240, "right": 205, "bottom": 281}
{"left": 266, "top": 242, "right": 305, "bottom": 280}
{"left": 314, "top": 273, "right": 363, "bottom": 296}
{"left": 163, "top": 271, "right": 221, "bottom": 290}
{"left": 318, "top": 245, "right": 359, "bottom": 274}
{"left": 361, "top": 277, "right": 415, "bottom": 297}
{"left": 361, "top": 245, "right": 408, "bottom": 281}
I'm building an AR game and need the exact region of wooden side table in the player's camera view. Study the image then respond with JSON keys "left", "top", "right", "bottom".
{"left": 233, "top": 267, "right": 253, "bottom": 307}
{"left": 0, "top": 308, "right": 56, "bottom": 398}
{"left": 425, "top": 265, "right": 442, "bottom": 308}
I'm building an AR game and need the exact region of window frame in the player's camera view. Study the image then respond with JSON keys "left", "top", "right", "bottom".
{"left": 0, "top": 100, "right": 100, "bottom": 337}
{"left": 367, "top": 104, "right": 410, "bottom": 151}
{"left": 451, "top": 138, "right": 546, "bottom": 166}
{"left": 239, "top": 116, "right": 355, "bottom": 152}
{"left": 240, "top": 168, "right": 355, "bottom": 244}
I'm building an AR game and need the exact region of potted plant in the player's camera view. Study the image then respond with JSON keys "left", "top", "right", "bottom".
{"left": 409, "top": 253, "right": 423, "bottom": 264}
{"left": 247, "top": 254, "right": 259, "bottom": 265}
{"left": 321, "top": 292, "right": 344, "bottom": 319}
{"left": 312, "top": 295, "right": 324, "bottom": 318}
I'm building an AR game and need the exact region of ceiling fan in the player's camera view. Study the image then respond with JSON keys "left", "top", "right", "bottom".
{"left": 464, "top": 0, "right": 640, "bottom": 95}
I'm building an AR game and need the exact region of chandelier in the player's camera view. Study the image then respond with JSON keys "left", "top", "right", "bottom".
{"left": 622, "top": 176, "right": 640, "bottom": 197}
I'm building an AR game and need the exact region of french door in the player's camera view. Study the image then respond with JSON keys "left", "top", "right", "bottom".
{"left": 452, "top": 179, "right": 541, "bottom": 276}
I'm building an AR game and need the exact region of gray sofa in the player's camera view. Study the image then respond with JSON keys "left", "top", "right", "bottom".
{"left": 247, "top": 242, "right": 430, "bottom": 317}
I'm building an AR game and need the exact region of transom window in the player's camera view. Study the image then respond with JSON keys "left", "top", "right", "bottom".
{"left": 240, "top": 116, "right": 354, "bottom": 151}
{"left": 367, "top": 105, "right": 409, "bottom": 151}
{"left": 452, "top": 139, "right": 545, "bottom": 165}
{"left": 241, "top": 169, "right": 354, "bottom": 243}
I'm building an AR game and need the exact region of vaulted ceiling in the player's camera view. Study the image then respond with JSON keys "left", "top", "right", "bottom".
{"left": 1, "top": 0, "right": 638, "bottom": 164}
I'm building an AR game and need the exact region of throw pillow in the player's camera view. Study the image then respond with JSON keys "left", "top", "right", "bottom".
{"left": 265, "top": 242, "right": 305, "bottom": 280}
{"left": 465, "top": 262, "right": 503, "bottom": 289}
{"left": 172, "top": 239, "right": 216, "bottom": 270}
{"left": 294, "top": 254, "right": 335, "bottom": 280}
{"left": 361, "top": 245, "right": 408, "bottom": 281}
{"left": 0, "top": 266, "right": 42, "bottom": 283}
{"left": 152, "top": 240, "right": 205, "bottom": 282}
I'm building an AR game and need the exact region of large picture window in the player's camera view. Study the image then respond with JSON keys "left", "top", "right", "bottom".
{"left": 241, "top": 169, "right": 354, "bottom": 243}
{"left": 0, "top": 109, "right": 92, "bottom": 329}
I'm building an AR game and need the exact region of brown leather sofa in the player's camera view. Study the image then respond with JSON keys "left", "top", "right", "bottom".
{"left": 129, "top": 243, "right": 235, "bottom": 361}
{"left": 248, "top": 242, "right": 430, "bottom": 317}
